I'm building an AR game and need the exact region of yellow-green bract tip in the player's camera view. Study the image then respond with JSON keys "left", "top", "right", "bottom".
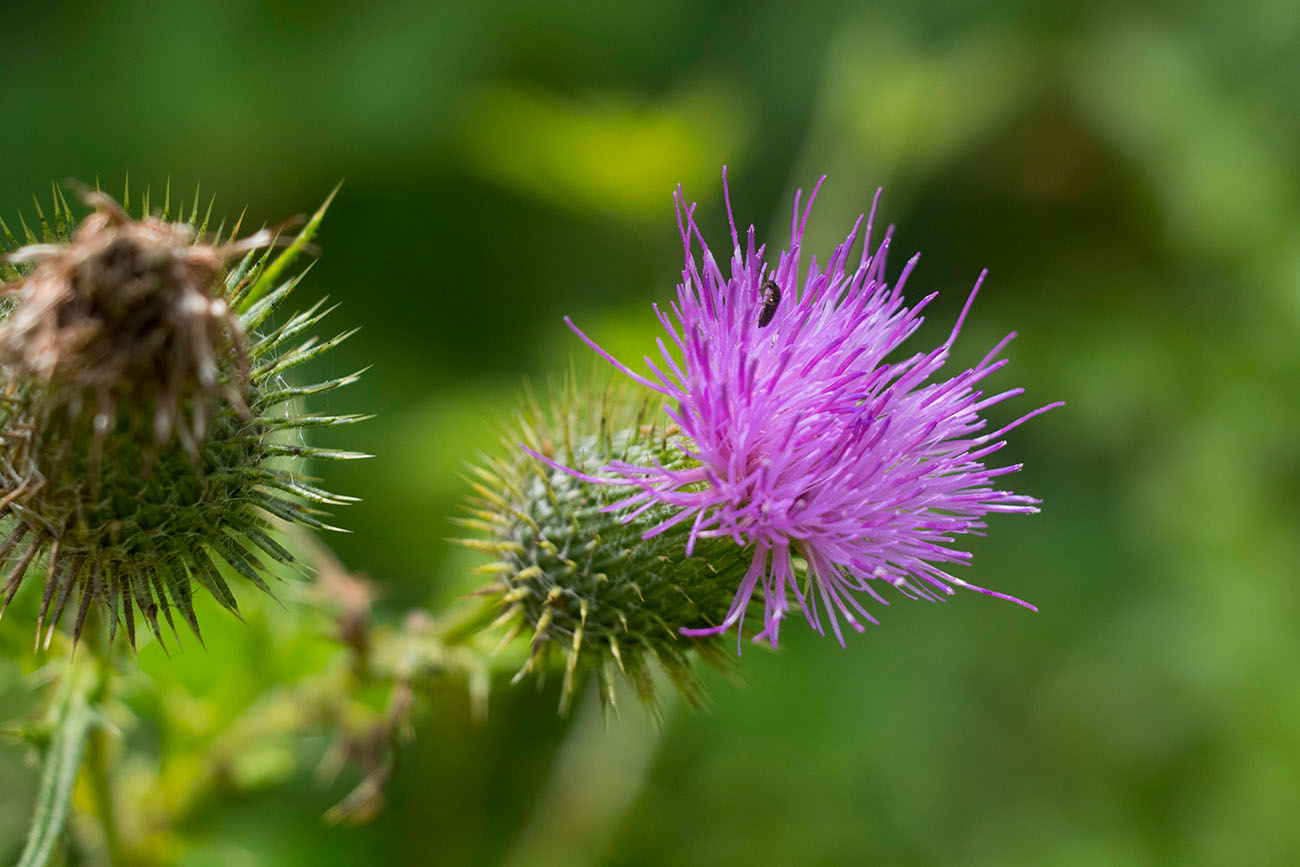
{"left": 237, "top": 181, "right": 344, "bottom": 313}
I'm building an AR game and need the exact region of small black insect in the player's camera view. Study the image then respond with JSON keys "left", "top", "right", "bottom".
{"left": 757, "top": 279, "right": 781, "bottom": 328}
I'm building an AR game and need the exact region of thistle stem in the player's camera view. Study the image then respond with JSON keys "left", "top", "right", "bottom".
{"left": 14, "top": 651, "right": 100, "bottom": 867}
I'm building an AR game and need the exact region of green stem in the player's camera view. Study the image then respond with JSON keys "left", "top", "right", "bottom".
{"left": 15, "top": 654, "right": 100, "bottom": 867}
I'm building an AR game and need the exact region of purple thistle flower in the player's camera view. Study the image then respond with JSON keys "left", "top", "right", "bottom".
{"left": 543, "top": 172, "right": 1060, "bottom": 649}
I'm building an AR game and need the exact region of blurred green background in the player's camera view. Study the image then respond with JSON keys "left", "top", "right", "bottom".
{"left": 2, "top": 1, "right": 1299, "bottom": 864}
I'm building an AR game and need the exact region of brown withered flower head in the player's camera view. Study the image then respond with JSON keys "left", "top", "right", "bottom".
{"left": 0, "top": 183, "right": 365, "bottom": 651}
{"left": 0, "top": 190, "right": 273, "bottom": 446}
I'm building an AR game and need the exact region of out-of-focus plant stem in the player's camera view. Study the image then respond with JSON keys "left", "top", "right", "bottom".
{"left": 13, "top": 559, "right": 519, "bottom": 859}
{"left": 15, "top": 644, "right": 103, "bottom": 867}
{"left": 128, "top": 587, "right": 511, "bottom": 833}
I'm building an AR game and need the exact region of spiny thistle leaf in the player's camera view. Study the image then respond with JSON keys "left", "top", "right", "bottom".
{"left": 0, "top": 180, "right": 365, "bottom": 651}
{"left": 463, "top": 375, "right": 754, "bottom": 715}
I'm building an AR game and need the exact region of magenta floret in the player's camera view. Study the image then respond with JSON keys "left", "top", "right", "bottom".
{"left": 543, "top": 171, "right": 1060, "bottom": 649}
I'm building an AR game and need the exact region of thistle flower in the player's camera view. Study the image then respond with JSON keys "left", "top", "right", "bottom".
{"left": 0, "top": 182, "right": 366, "bottom": 650}
{"left": 464, "top": 379, "right": 747, "bottom": 712}
{"left": 552, "top": 173, "right": 1060, "bottom": 648}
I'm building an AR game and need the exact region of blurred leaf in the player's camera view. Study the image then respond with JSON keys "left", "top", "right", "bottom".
{"left": 452, "top": 81, "right": 754, "bottom": 220}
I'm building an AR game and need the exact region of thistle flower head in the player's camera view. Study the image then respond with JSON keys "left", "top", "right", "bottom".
{"left": 0, "top": 182, "right": 365, "bottom": 651}
{"left": 555, "top": 172, "right": 1060, "bottom": 648}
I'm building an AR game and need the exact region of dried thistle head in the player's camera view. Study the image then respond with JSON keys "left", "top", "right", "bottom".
{"left": 0, "top": 182, "right": 367, "bottom": 651}
{"left": 0, "top": 189, "right": 290, "bottom": 444}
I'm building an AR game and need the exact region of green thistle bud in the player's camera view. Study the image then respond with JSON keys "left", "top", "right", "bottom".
{"left": 0, "top": 182, "right": 367, "bottom": 650}
{"left": 463, "top": 380, "right": 751, "bottom": 713}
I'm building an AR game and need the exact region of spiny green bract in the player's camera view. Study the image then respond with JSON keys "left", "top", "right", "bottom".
{"left": 462, "top": 380, "right": 751, "bottom": 714}
{"left": 0, "top": 181, "right": 367, "bottom": 651}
